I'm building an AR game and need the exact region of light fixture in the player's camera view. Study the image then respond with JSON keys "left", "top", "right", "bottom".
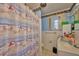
{"left": 40, "top": 3, "right": 47, "bottom": 8}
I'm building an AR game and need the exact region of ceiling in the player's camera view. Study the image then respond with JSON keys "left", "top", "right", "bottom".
{"left": 27, "top": 3, "right": 73, "bottom": 16}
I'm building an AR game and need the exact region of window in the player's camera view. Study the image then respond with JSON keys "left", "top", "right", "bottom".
{"left": 42, "top": 16, "right": 60, "bottom": 31}
{"left": 54, "top": 20, "right": 59, "bottom": 29}
{"left": 65, "top": 13, "right": 74, "bottom": 24}
{"left": 51, "top": 16, "right": 60, "bottom": 30}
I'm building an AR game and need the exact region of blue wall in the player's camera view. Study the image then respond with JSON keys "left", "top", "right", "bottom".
{"left": 42, "top": 17, "right": 49, "bottom": 31}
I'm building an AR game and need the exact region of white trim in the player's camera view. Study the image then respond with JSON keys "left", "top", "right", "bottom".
{"left": 39, "top": 18, "right": 42, "bottom": 55}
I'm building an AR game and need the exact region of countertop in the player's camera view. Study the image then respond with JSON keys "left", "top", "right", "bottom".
{"left": 57, "top": 38, "right": 79, "bottom": 55}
